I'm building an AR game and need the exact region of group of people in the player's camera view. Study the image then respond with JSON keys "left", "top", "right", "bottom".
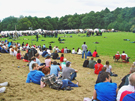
{"left": 1, "top": 40, "right": 135, "bottom": 101}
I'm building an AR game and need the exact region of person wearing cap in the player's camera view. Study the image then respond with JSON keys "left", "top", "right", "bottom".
{"left": 61, "top": 58, "right": 67, "bottom": 70}
{"left": 62, "top": 61, "right": 78, "bottom": 81}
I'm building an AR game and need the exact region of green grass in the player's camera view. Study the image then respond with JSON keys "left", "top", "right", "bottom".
{"left": 1, "top": 32, "right": 135, "bottom": 61}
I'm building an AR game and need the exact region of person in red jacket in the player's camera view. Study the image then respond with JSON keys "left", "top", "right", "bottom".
{"left": 60, "top": 54, "right": 64, "bottom": 62}
{"left": 92, "top": 50, "right": 99, "bottom": 57}
{"left": 61, "top": 48, "right": 64, "bottom": 53}
{"left": 94, "top": 59, "right": 103, "bottom": 74}
{"left": 16, "top": 50, "right": 23, "bottom": 60}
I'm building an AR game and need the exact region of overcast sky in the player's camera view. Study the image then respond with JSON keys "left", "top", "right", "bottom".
{"left": 0, "top": 0, "right": 135, "bottom": 20}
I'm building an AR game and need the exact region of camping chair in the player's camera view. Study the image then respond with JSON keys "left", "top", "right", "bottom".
{"left": 115, "top": 54, "right": 120, "bottom": 61}
{"left": 121, "top": 55, "right": 127, "bottom": 63}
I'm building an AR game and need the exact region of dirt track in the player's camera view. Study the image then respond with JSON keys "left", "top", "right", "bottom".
{"left": 0, "top": 52, "right": 132, "bottom": 101}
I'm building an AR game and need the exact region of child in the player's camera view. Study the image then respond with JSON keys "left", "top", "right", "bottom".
{"left": 60, "top": 54, "right": 64, "bottom": 62}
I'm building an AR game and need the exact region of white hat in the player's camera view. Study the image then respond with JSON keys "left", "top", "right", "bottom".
{"left": 64, "top": 58, "right": 67, "bottom": 62}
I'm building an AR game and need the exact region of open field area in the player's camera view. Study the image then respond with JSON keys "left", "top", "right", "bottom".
{"left": 0, "top": 32, "right": 135, "bottom": 101}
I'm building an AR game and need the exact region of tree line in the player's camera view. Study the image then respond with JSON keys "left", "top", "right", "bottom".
{"left": 0, "top": 7, "right": 135, "bottom": 32}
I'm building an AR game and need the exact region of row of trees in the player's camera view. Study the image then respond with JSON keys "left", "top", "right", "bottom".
{"left": 0, "top": 7, "right": 135, "bottom": 31}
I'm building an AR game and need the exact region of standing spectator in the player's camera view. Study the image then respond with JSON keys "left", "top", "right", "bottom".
{"left": 49, "top": 44, "right": 52, "bottom": 50}
{"left": 82, "top": 42, "right": 87, "bottom": 59}
{"left": 36, "top": 34, "right": 38, "bottom": 42}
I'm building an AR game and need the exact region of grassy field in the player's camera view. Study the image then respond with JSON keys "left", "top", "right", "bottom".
{"left": 1, "top": 32, "right": 135, "bottom": 62}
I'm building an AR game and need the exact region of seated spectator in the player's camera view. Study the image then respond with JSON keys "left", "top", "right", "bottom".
{"left": 29, "top": 57, "right": 44, "bottom": 71}
{"left": 56, "top": 46, "right": 61, "bottom": 53}
{"left": 88, "top": 58, "right": 96, "bottom": 69}
{"left": 71, "top": 48, "right": 77, "bottom": 54}
{"left": 117, "top": 72, "right": 135, "bottom": 101}
{"left": 61, "top": 48, "right": 64, "bottom": 53}
{"left": 60, "top": 54, "right": 64, "bottom": 62}
{"left": 50, "top": 61, "right": 60, "bottom": 77}
{"left": 94, "top": 59, "right": 103, "bottom": 74}
{"left": 0, "top": 44, "right": 2, "bottom": 52}
{"left": 42, "top": 44, "right": 46, "bottom": 50}
{"left": 26, "top": 63, "right": 45, "bottom": 85}
{"left": 52, "top": 50, "right": 60, "bottom": 59}
{"left": 52, "top": 46, "right": 56, "bottom": 53}
{"left": 14, "top": 47, "right": 17, "bottom": 56}
{"left": 45, "top": 56, "right": 51, "bottom": 68}
{"left": 92, "top": 50, "right": 99, "bottom": 57}
{"left": 77, "top": 48, "right": 82, "bottom": 55}
{"left": 9, "top": 46, "right": 14, "bottom": 55}
{"left": 87, "top": 49, "right": 92, "bottom": 56}
{"left": 93, "top": 72, "right": 118, "bottom": 101}
{"left": 121, "top": 51, "right": 130, "bottom": 62}
{"left": 104, "top": 61, "right": 113, "bottom": 76}
{"left": 38, "top": 48, "right": 43, "bottom": 55}
{"left": 119, "top": 67, "right": 135, "bottom": 89}
{"left": 83, "top": 58, "right": 89, "bottom": 67}
{"left": 23, "top": 49, "right": 29, "bottom": 61}
{"left": 122, "top": 92, "right": 135, "bottom": 101}
{"left": 42, "top": 49, "right": 50, "bottom": 57}
{"left": 61, "top": 58, "right": 67, "bottom": 70}
{"left": 1, "top": 46, "right": 8, "bottom": 53}
{"left": 16, "top": 50, "right": 23, "bottom": 60}
{"left": 35, "top": 53, "right": 45, "bottom": 67}
{"left": 41, "top": 68, "right": 79, "bottom": 89}
{"left": 96, "top": 67, "right": 107, "bottom": 84}
{"left": 62, "top": 61, "right": 78, "bottom": 81}
{"left": 113, "top": 51, "right": 121, "bottom": 60}
{"left": 47, "top": 48, "right": 51, "bottom": 55}
{"left": 64, "top": 47, "right": 68, "bottom": 53}
{"left": 49, "top": 44, "right": 52, "bottom": 50}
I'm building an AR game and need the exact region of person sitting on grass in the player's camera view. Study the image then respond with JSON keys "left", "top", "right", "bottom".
{"left": 42, "top": 48, "right": 50, "bottom": 57}
{"left": 93, "top": 72, "right": 118, "bottom": 101}
{"left": 104, "top": 61, "right": 117, "bottom": 76}
{"left": 121, "top": 51, "right": 130, "bottom": 62}
{"left": 16, "top": 50, "right": 23, "bottom": 60}
{"left": 52, "top": 50, "right": 60, "bottom": 59}
{"left": 87, "top": 49, "right": 92, "bottom": 56}
{"left": 26, "top": 63, "right": 45, "bottom": 85}
{"left": 77, "top": 48, "right": 82, "bottom": 55}
{"left": 50, "top": 61, "right": 60, "bottom": 77}
{"left": 71, "top": 48, "right": 77, "bottom": 54}
{"left": 92, "top": 50, "right": 99, "bottom": 57}
{"left": 60, "top": 54, "right": 64, "bottom": 62}
{"left": 88, "top": 57, "right": 96, "bottom": 69}
{"left": 35, "top": 53, "right": 45, "bottom": 66}
{"left": 40, "top": 68, "right": 79, "bottom": 90}
{"left": 83, "top": 58, "right": 89, "bottom": 67}
{"left": 94, "top": 59, "right": 103, "bottom": 74}
{"left": 62, "top": 61, "right": 78, "bottom": 81}
{"left": 61, "top": 58, "right": 67, "bottom": 70}
{"left": 61, "top": 48, "right": 64, "bottom": 53}
{"left": 45, "top": 56, "right": 51, "bottom": 68}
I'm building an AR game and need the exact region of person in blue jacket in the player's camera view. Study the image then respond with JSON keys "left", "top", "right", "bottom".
{"left": 87, "top": 49, "right": 92, "bottom": 56}
{"left": 26, "top": 63, "right": 45, "bottom": 85}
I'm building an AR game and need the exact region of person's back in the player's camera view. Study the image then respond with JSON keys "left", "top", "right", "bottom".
{"left": 88, "top": 58, "right": 96, "bottom": 69}
{"left": 93, "top": 50, "right": 97, "bottom": 57}
{"left": 83, "top": 59, "right": 89, "bottom": 67}
{"left": 52, "top": 52, "right": 58, "bottom": 59}
{"left": 122, "top": 92, "right": 135, "bottom": 101}
{"left": 50, "top": 61, "right": 60, "bottom": 77}
{"left": 42, "top": 50, "right": 47, "bottom": 57}
{"left": 94, "top": 59, "right": 103, "bottom": 74}
{"left": 87, "top": 51, "right": 92, "bottom": 56}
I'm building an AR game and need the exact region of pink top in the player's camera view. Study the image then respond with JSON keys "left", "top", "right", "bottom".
{"left": 45, "top": 59, "right": 51, "bottom": 67}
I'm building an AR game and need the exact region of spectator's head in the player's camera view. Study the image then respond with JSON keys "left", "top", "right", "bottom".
{"left": 87, "top": 58, "right": 89, "bottom": 60}
{"left": 32, "top": 63, "right": 38, "bottom": 70}
{"left": 31, "top": 56, "right": 36, "bottom": 61}
{"left": 100, "top": 72, "right": 110, "bottom": 82}
{"left": 45, "top": 48, "right": 47, "bottom": 51}
{"left": 123, "top": 51, "right": 125, "bottom": 53}
{"left": 17, "top": 50, "right": 20, "bottom": 53}
{"left": 84, "top": 42, "right": 86, "bottom": 44}
{"left": 55, "top": 50, "right": 57, "bottom": 53}
{"left": 64, "top": 58, "right": 67, "bottom": 62}
{"left": 106, "top": 61, "right": 109, "bottom": 65}
{"left": 91, "top": 58, "right": 94, "bottom": 60}
{"left": 66, "top": 61, "right": 71, "bottom": 67}
{"left": 89, "top": 49, "right": 91, "bottom": 51}
{"left": 102, "top": 67, "right": 107, "bottom": 72}
{"left": 46, "top": 56, "right": 50, "bottom": 59}
{"left": 53, "top": 61, "right": 57, "bottom": 65}
{"left": 35, "top": 53, "right": 39, "bottom": 58}
{"left": 117, "top": 51, "right": 119, "bottom": 54}
{"left": 50, "top": 44, "right": 51, "bottom": 46}
{"left": 42, "top": 67, "right": 50, "bottom": 75}
{"left": 73, "top": 48, "right": 74, "bottom": 50}
{"left": 61, "top": 54, "right": 64, "bottom": 57}
{"left": 128, "top": 72, "right": 135, "bottom": 86}
{"left": 97, "top": 59, "right": 101, "bottom": 63}
{"left": 95, "top": 50, "right": 97, "bottom": 52}
{"left": 15, "top": 47, "right": 17, "bottom": 51}
{"left": 130, "top": 67, "right": 135, "bottom": 73}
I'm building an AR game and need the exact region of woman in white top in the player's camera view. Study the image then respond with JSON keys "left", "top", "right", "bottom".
{"left": 77, "top": 48, "right": 82, "bottom": 55}
{"left": 38, "top": 49, "right": 43, "bottom": 55}
{"left": 13, "top": 47, "right": 18, "bottom": 56}
{"left": 72, "top": 48, "right": 77, "bottom": 54}
{"left": 9, "top": 46, "right": 14, "bottom": 55}
{"left": 104, "top": 61, "right": 113, "bottom": 75}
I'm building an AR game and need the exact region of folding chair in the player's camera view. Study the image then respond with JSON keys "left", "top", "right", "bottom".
{"left": 115, "top": 54, "right": 120, "bottom": 61}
